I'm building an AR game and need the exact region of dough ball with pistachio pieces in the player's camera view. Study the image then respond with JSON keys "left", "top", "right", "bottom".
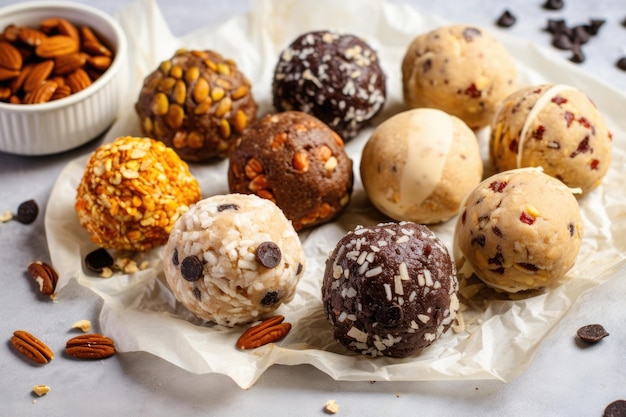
{"left": 272, "top": 30, "right": 386, "bottom": 141}
{"left": 163, "top": 193, "right": 306, "bottom": 327}
{"left": 135, "top": 49, "right": 258, "bottom": 162}
{"left": 75, "top": 136, "right": 202, "bottom": 252}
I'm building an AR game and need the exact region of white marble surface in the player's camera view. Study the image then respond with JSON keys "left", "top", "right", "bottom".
{"left": 1, "top": 0, "right": 625, "bottom": 416}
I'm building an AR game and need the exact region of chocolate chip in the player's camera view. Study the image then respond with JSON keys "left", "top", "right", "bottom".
{"left": 376, "top": 303, "right": 403, "bottom": 327}
{"left": 462, "top": 27, "right": 482, "bottom": 42}
{"left": 261, "top": 291, "right": 281, "bottom": 306}
{"left": 604, "top": 400, "right": 626, "bottom": 417}
{"left": 622, "top": 17, "right": 626, "bottom": 29}
{"left": 255, "top": 241, "right": 282, "bottom": 269}
{"left": 496, "top": 10, "right": 516, "bottom": 28}
{"left": 552, "top": 33, "right": 573, "bottom": 50}
{"left": 180, "top": 256, "right": 203, "bottom": 281}
{"left": 85, "top": 248, "right": 114, "bottom": 273}
{"left": 545, "top": 18, "right": 568, "bottom": 35}
{"left": 193, "top": 287, "right": 202, "bottom": 301}
{"left": 616, "top": 57, "right": 626, "bottom": 71}
{"left": 577, "top": 324, "right": 609, "bottom": 343}
{"left": 586, "top": 19, "right": 606, "bottom": 35}
{"left": 569, "top": 43, "right": 585, "bottom": 63}
{"left": 217, "top": 203, "right": 239, "bottom": 212}
{"left": 296, "top": 263, "right": 303, "bottom": 275}
{"left": 172, "top": 247, "right": 179, "bottom": 266}
{"left": 542, "top": 0, "right": 564, "bottom": 10}
{"left": 15, "top": 199, "right": 39, "bottom": 224}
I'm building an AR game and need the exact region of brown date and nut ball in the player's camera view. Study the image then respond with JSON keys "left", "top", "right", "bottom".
{"left": 75, "top": 136, "right": 202, "bottom": 252}
{"left": 135, "top": 49, "right": 258, "bottom": 162}
{"left": 322, "top": 221, "right": 459, "bottom": 358}
{"left": 490, "top": 84, "right": 612, "bottom": 192}
{"left": 228, "top": 111, "right": 353, "bottom": 231}
{"left": 272, "top": 30, "right": 387, "bottom": 141}
{"left": 402, "top": 24, "right": 517, "bottom": 130}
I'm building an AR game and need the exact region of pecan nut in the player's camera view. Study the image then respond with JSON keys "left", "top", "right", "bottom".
{"left": 65, "top": 334, "right": 116, "bottom": 359}
{"left": 236, "top": 315, "right": 292, "bottom": 349}
{"left": 10, "top": 330, "right": 54, "bottom": 364}
{"left": 27, "top": 261, "right": 58, "bottom": 295}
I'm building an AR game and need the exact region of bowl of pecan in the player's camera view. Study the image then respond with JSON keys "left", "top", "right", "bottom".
{"left": 0, "top": 1, "right": 128, "bottom": 156}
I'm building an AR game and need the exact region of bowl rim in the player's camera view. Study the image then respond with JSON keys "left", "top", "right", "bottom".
{"left": 0, "top": 0, "right": 128, "bottom": 113}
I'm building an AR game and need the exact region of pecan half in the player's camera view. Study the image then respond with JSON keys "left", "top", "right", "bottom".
{"left": 65, "top": 334, "right": 116, "bottom": 359}
{"left": 236, "top": 315, "right": 292, "bottom": 349}
{"left": 10, "top": 330, "right": 54, "bottom": 364}
{"left": 27, "top": 261, "right": 58, "bottom": 295}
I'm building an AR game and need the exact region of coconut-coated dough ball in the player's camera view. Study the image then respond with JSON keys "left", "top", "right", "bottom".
{"left": 360, "top": 108, "right": 482, "bottom": 224}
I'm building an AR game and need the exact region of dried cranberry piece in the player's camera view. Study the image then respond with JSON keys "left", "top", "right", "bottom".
{"left": 520, "top": 212, "right": 535, "bottom": 225}
{"left": 590, "top": 159, "right": 600, "bottom": 170}
{"left": 489, "top": 181, "right": 508, "bottom": 193}
{"left": 464, "top": 83, "right": 481, "bottom": 98}
{"left": 532, "top": 125, "right": 546, "bottom": 140}
{"left": 509, "top": 139, "right": 519, "bottom": 153}
{"left": 564, "top": 111, "right": 575, "bottom": 127}
{"left": 551, "top": 96, "right": 568, "bottom": 105}
{"left": 256, "top": 242, "right": 282, "bottom": 269}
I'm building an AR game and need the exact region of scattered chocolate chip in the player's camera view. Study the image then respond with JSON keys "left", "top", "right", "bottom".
{"left": 85, "top": 248, "right": 114, "bottom": 273}
{"left": 571, "top": 25, "right": 591, "bottom": 45}
{"left": 462, "top": 27, "right": 481, "bottom": 42}
{"left": 255, "top": 242, "right": 282, "bottom": 269}
{"left": 217, "top": 203, "right": 239, "bottom": 212}
{"left": 603, "top": 400, "right": 626, "bottom": 417}
{"left": 542, "top": 0, "right": 564, "bottom": 10}
{"left": 616, "top": 57, "right": 626, "bottom": 71}
{"left": 622, "top": 17, "right": 626, "bottom": 28}
{"left": 586, "top": 19, "right": 606, "bottom": 35}
{"left": 577, "top": 324, "right": 609, "bottom": 343}
{"left": 376, "top": 303, "right": 404, "bottom": 327}
{"left": 296, "top": 263, "right": 303, "bottom": 275}
{"left": 181, "top": 256, "right": 203, "bottom": 281}
{"left": 172, "top": 247, "right": 179, "bottom": 266}
{"left": 545, "top": 18, "right": 568, "bottom": 35}
{"left": 569, "top": 43, "right": 585, "bottom": 63}
{"left": 15, "top": 199, "right": 39, "bottom": 224}
{"left": 496, "top": 10, "right": 517, "bottom": 28}
{"left": 261, "top": 291, "right": 280, "bottom": 306}
{"left": 552, "top": 33, "right": 573, "bottom": 50}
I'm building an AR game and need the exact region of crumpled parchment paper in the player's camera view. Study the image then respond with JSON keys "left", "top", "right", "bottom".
{"left": 45, "top": 0, "right": 626, "bottom": 389}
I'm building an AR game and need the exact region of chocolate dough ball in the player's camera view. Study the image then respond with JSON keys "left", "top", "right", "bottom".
{"left": 228, "top": 111, "right": 353, "bottom": 231}
{"left": 322, "top": 222, "right": 459, "bottom": 358}
{"left": 135, "top": 49, "right": 258, "bottom": 162}
{"left": 272, "top": 30, "right": 387, "bottom": 141}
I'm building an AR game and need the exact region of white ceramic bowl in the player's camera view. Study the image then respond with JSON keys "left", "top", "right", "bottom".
{"left": 0, "top": 1, "right": 128, "bottom": 156}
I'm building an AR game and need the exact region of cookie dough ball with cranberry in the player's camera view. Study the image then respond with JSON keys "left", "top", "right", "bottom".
{"left": 228, "top": 111, "right": 353, "bottom": 231}
{"left": 322, "top": 221, "right": 459, "bottom": 358}
{"left": 135, "top": 49, "right": 258, "bottom": 162}
{"left": 75, "top": 136, "right": 202, "bottom": 252}
{"left": 490, "top": 84, "right": 612, "bottom": 192}
{"left": 402, "top": 24, "right": 517, "bottom": 130}
{"left": 272, "top": 30, "right": 386, "bottom": 141}
{"left": 163, "top": 194, "right": 306, "bottom": 326}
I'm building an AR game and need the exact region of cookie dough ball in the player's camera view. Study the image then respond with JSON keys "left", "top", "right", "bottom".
{"left": 135, "top": 49, "right": 258, "bottom": 162}
{"left": 228, "top": 111, "right": 354, "bottom": 231}
{"left": 322, "top": 221, "right": 459, "bottom": 358}
{"left": 163, "top": 194, "right": 306, "bottom": 327}
{"left": 490, "top": 84, "right": 612, "bottom": 192}
{"left": 75, "top": 136, "right": 202, "bottom": 252}
{"left": 454, "top": 168, "right": 583, "bottom": 293}
{"left": 272, "top": 30, "right": 386, "bottom": 141}
{"left": 402, "top": 24, "right": 517, "bottom": 130}
{"left": 361, "top": 108, "right": 482, "bottom": 224}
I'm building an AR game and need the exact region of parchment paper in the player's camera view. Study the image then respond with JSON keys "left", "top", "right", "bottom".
{"left": 45, "top": 0, "right": 626, "bottom": 389}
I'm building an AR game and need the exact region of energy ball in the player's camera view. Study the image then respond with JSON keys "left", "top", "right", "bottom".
{"left": 75, "top": 136, "right": 202, "bottom": 252}
{"left": 402, "top": 24, "right": 517, "bottom": 130}
{"left": 272, "top": 30, "right": 386, "bottom": 141}
{"left": 163, "top": 194, "right": 306, "bottom": 326}
{"left": 135, "top": 49, "right": 258, "bottom": 162}
{"left": 490, "top": 84, "right": 613, "bottom": 192}
{"left": 228, "top": 111, "right": 354, "bottom": 231}
{"left": 454, "top": 168, "right": 583, "bottom": 293}
{"left": 322, "top": 222, "right": 459, "bottom": 358}
{"left": 360, "top": 108, "right": 482, "bottom": 224}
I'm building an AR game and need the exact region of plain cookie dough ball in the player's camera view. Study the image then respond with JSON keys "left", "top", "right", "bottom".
{"left": 454, "top": 168, "right": 583, "bottom": 293}
{"left": 135, "top": 49, "right": 258, "bottom": 162}
{"left": 75, "top": 136, "right": 202, "bottom": 252}
{"left": 360, "top": 108, "right": 482, "bottom": 224}
{"left": 272, "top": 30, "right": 386, "bottom": 141}
{"left": 322, "top": 221, "right": 459, "bottom": 358}
{"left": 228, "top": 111, "right": 353, "bottom": 231}
{"left": 490, "top": 84, "right": 613, "bottom": 192}
{"left": 402, "top": 24, "right": 517, "bottom": 130}
{"left": 163, "top": 194, "right": 306, "bottom": 326}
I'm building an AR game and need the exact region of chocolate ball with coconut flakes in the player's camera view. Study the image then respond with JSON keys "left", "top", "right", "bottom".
{"left": 322, "top": 221, "right": 459, "bottom": 358}
{"left": 272, "top": 30, "right": 387, "bottom": 141}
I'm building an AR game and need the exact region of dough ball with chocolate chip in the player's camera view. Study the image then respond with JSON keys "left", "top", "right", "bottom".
{"left": 322, "top": 221, "right": 459, "bottom": 358}
{"left": 402, "top": 24, "right": 517, "bottom": 130}
{"left": 135, "top": 49, "right": 258, "bottom": 162}
{"left": 163, "top": 193, "right": 306, "bottom": 326}
{"left": 228, "top": 111, "right": 354, "bottom": 231}
{"left": 490, "top": 84, "right": 613, "bottom": 192}
{"left": 454, "top": 168, "right": 583, "bottom": 293}
{"left": 272, "top": 30, "right": 386, "bottom": 141}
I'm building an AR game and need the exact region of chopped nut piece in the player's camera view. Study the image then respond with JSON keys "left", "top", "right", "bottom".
{"left": 32, "top": 385, "right": 50, "bottom": 396}
{"left": 323, "top": 400, "right": 339, "bottom": 415}
{"left": 71, "top": 320, "right": 92, "bottom": 333}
